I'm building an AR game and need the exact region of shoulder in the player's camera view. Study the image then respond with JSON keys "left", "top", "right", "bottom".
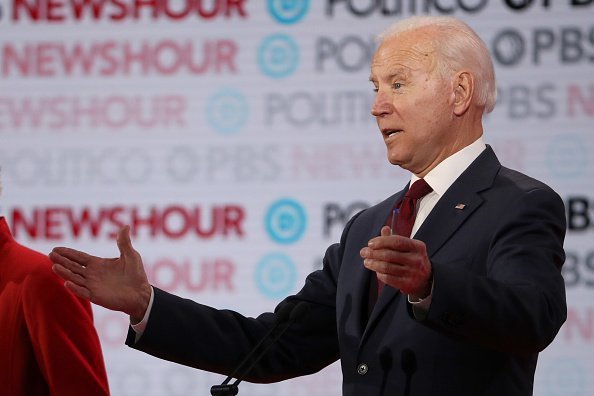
{"left": 9, "top": 243, "right": 89, "bottom": 307}
{"left": 3, "top": 240, "right": 54, "bottom": 280}
{"left": 494, "top": 166, "right": 563, "bottom": 206}
{"left": 497, "top": 166, "right": 555, "bottom": 192}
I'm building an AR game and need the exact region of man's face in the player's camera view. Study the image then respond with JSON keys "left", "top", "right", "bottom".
{"left": 369, "top": 30, "right": 457, "bottom": 176}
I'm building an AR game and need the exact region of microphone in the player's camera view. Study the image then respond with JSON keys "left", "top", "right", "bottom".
{"left": 401, "top": 348, "right": 417, "bottom": 396}
{"left": 210, "top": 302, "right": 308, "bottom": 396}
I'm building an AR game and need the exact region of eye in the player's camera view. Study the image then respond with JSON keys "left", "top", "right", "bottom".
{"left": 392, "top": 82, "right": 402, "bottom": 90}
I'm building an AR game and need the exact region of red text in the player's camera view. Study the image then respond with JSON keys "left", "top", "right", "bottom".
{"left": 12, "top": 0, "right": 247, "bottom": 22}
{"left": 2, "top": 39, "right": 238, "bottom": 78}
{"left": 10, "top": 205, "right": 245, "bottom": 240}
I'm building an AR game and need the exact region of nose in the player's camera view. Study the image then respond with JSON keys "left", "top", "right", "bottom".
{"left": 371, "top": 90, "right": 392, "bottom": 117}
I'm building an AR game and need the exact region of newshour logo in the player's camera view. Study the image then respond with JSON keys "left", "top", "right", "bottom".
{"left": 8, "top": 204, "right": 247, "bottom": 240}
{"left": 9, "top": 0, "right": 248, "bottom": 22}
{"left": 1, "top": 39, "right": 239, "bottom": 78}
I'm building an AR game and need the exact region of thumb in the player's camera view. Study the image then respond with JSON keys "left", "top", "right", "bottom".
{"left": 380, "top": 225, "right": 391, "bottom": 237}
{"left": 117, "top": 225, "right": 135, "bottom": 258}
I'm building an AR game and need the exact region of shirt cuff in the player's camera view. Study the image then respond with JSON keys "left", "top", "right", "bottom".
{"left": 130, "top": 286, "right": 155, "bottom": 341}
{"left": 408, "top": 280, "right": 434, "bottom": 319}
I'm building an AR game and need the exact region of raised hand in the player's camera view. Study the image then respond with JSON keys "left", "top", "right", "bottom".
{"left": 50, "top": 225, "right": 152, "bottom": 322}
{"left": 360, "top": 226, "right": 433, "bottom": 299}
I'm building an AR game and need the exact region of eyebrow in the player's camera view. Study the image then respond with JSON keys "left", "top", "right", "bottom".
{"left": 386, "top": 67, "right": 411, "bottom": 78}
{"left": 369, "top": 68, "right": 411, "bottom": 83}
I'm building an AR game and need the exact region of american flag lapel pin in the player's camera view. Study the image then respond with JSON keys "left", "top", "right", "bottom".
{"left": 455, "top": 203, "right": 466, "bottom": 210}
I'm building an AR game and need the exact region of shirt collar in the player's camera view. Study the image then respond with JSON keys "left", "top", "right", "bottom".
{"left": 411, "top": 137, "right": 486, "bottom": 196}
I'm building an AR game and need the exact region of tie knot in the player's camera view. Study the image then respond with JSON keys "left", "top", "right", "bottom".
{"left": 405, "top": 179, "right": 433, "bottom": 200}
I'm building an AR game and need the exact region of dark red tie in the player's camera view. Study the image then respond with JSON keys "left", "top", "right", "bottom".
{"left": 392, "top": 179, "right": 434, "bottom": 238}
{"left": 377, "top": 179, "right": 433, "bottom": 296}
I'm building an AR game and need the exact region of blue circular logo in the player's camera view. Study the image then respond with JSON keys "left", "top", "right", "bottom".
{"left": 255, "top": 253, "right": 297, "bottom": 299}
{"left": 258, "top": 34, "right": 299, "bottom": 79}
{"left": 546, "top": 135, "right": 587, "bottom": 178}
{"left": 206, "top": 89, "right": 249, "bottom": 134}
{"left": 268, "top": 0, "right": 310, "bottom": 24}
{"left": 543, "top": 357, "right": 585, "bottom": 396}
{"left": 265, "top": 198, "right": 307, "bottom": 244}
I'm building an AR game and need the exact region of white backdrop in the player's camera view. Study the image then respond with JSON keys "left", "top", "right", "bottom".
{"left": 1, "top": 0, "right": 593, "bottom": 395}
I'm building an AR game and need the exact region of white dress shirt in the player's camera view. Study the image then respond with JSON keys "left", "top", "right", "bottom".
{"left": 407, "top": 137, "right": 487, "bottom": 310}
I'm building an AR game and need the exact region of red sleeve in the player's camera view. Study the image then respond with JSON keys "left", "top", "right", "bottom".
{"left": 22, "top": 252, "right": 110, "bottom": 395}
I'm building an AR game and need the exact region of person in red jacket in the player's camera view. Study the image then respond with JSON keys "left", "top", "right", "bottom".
{"left": 0, "top": 172, "right": 110, "bottom": 395}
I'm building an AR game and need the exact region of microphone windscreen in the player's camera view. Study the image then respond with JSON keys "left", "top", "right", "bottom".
{"left": 401, "top": 348, "right": 417, "bottom": 375}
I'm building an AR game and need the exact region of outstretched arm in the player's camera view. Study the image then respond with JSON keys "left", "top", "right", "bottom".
{"left": 50, "top": 225, "right": 152, "bottom": 322}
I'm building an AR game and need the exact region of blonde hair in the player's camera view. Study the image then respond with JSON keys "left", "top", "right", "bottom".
{"left": 378, "top": 16, "right": 497, "bottom": 114}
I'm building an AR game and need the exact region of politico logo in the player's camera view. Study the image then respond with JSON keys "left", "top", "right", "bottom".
{"left": 502, "top": 0, "right": 594, "bottom": 11}
{"left": 10, "top": 0, "right": 248, "bottom": 22}
{"left": 9, "top": 204, "right": 246, "bottom": 240}
{"left": 264, "top": 90, "right": 374, "bottom": 127}
{"left": 323, "top": 201, "right": 370, "bottom": 238}
{"left": 325, "top": 0, "right": 488, "bottom": 18}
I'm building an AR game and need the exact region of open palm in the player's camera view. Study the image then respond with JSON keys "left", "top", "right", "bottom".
{"left": 50, "top": 226, "right": 152, "bottom": 320}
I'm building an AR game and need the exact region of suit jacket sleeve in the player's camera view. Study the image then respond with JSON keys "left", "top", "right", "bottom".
{"left": 422, "top": 183, "right": 567, "bottom": 354}
{"left": 124, "top": 212, "right": 365, "bottom": 383}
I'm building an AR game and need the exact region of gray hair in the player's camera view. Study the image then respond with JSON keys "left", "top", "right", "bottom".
{"left": 377, "top": 16, "right": 497, "bottom": 114}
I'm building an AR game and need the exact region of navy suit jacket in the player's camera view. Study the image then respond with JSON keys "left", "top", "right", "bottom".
{"left": 127, "top": 146, "right": 567, "bottom": 396}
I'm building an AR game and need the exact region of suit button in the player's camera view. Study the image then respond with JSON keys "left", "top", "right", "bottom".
{"left": 357, "top": 363, "right": 368, "bottom": 375}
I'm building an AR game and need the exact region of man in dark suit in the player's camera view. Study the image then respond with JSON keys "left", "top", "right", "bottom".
{"left": 50, "top": 16, "right": 567, "bottom": 396}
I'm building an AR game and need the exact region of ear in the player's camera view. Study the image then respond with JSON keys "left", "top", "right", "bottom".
{"left": 452, "top": 71, "right": 474, "bottom": 116}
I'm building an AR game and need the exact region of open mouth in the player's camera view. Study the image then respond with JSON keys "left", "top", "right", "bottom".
{"left": 382, "top": 129, "right": 402, "bottom": 138}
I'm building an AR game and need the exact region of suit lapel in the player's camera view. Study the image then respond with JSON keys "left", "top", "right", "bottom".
{"left": 360, "top": 146, "right": 501, "bottom": 344}
{"left": 349, "top": 189, "right": 406, "bottom": 340}
{"left": 415, "top": 146, "right": 500, "bottom": 254}
{"left": 359, "top": 188, "right": 408, "bottom": 342}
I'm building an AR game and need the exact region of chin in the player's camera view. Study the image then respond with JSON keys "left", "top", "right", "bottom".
{"left": 386, "top": 154, "right": 402, "bottom": 166}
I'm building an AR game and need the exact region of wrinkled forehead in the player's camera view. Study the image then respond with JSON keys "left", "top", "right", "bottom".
{"left": 371, "top": 30, "right": 438, "bottom": 76}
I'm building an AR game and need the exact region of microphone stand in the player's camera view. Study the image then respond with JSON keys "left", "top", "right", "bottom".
{"left": 210, "top": 302, "right": 307, "bottom": 396}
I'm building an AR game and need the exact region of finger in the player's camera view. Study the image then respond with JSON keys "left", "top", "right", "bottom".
{"left": 51, "top": 247, "right": 96, "bottom": 267}
{"left": 380, "top": 226, "right": 391, "bottom": 237}
{"left": 49, "top": 251, "right": 87, "bottom": 276}
{"left": 52, "top": 263, "right": 87, "bottom": 284}
{"left": 364, "top": 258, "right": 407, "bottom": 276}
{"left": 362, "top": 244, "right": 416, "bottom": 264}
{"left": 369, "top": 234, "right": 417, "bottom": 251}
{"left": 64, "top": 280, "right": 91, "bottom": 300}
{"left": 117, "top": 225, "right": 135, "bottom": 259}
